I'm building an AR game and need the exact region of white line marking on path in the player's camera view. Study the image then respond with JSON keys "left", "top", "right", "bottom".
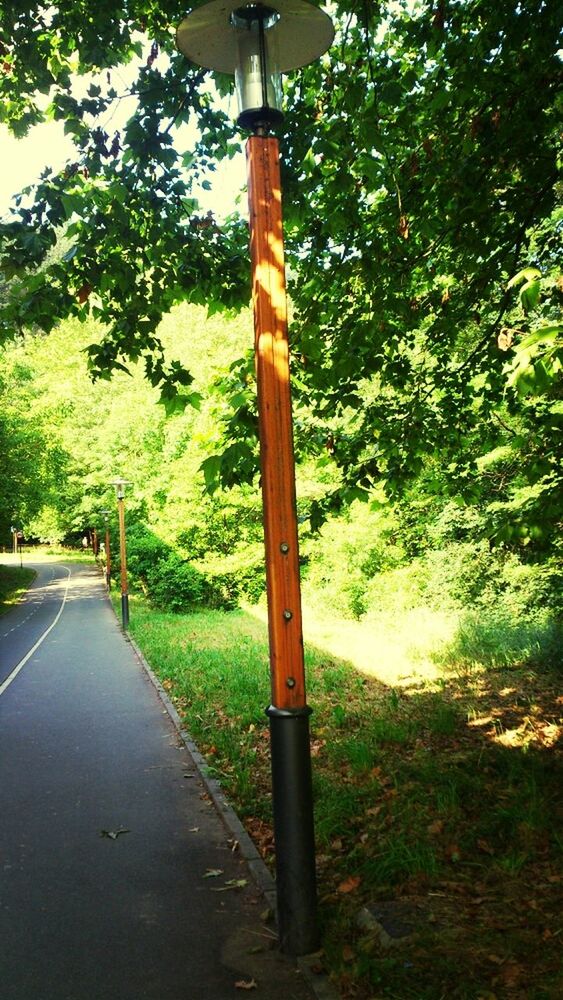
{"left": 0, "top": 567, "right": 72, "bottom": 698}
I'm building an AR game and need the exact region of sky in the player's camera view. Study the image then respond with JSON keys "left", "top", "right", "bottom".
{"left": 0, "top": 120, "right": 74, "bottom": 212}
{"left": 0, "top": 113, "right": 247, "bottom": 220}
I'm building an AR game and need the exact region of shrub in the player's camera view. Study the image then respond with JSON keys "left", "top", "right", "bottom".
{"left": 145, "top": 554, "right": 208, "bottom": 611}
{"left": 125, "top": 525, "right": 172, "bottom": 584}
{"left": 301, "top": 500, "right": 402, "bottom": 619}
{"left": 195, "top": 546, "right": 266, "bottom": 610}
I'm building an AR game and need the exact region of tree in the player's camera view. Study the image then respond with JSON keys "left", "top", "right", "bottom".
{"left": 0, "top": 357, "right": 65, "bottom": 541}
{"left": 0, "top": 0, "right": 560, "bottom": 521}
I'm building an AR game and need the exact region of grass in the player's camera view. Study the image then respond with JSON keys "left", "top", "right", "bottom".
{"left": 0, "top": 565, "right": 36, "bottom": 613}
{"left": 118, "top": 591, "right": 562, "bottom": 1000}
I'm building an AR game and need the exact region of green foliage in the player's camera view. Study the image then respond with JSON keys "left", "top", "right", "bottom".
{"left": 118, "top": 520, "right": 266, "bottom": 612}
{"left": 301, "top": 499, "right": 404, "bottom": 619}
{"left": 0, "top": 0, "right": 560, "bottom": 517}
{"left": 145, "top": 553, "right": 207, "bottom": 612}
{"left": 193, "top": 547, "right": 266, "bottom": 609}
{"left": 438, "top": 608, "right": 561, "bottom": 672}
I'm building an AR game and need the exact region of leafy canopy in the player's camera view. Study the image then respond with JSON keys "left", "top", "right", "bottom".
{"left": 0, "top": 0, "right": 561, "bottom": 511}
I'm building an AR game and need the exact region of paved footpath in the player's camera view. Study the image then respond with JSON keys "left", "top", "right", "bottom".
{"left": 0, "top": 559, "right": 316, "bottom": 1000}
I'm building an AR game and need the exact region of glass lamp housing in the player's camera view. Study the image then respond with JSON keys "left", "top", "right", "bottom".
{"left": 111, "top": 478, "right": 130, "bottom": 500}
{"left": 232, "top": 5, "right": 283, "bottom": 130}
{"left": 176, "top": 0, "right": 334, "bottom": 133}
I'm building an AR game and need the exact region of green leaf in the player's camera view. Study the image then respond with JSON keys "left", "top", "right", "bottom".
{"left": 200, "top": 455, "right": 222, "bottom": 494}
{"left": 60, "top": 194, "right": 82, "bottom": 220}
{"left": 519, "top": 279, "right": 541, "bottom": 312}
{"left": 507, "top": 267, "right": 541, "bottom": 289}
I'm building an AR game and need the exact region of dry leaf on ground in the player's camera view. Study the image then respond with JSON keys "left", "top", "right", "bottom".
{"left": 337, "top": 875, "right": 361, "bottom": 894}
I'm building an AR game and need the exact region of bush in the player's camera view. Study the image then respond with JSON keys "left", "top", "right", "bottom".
{"left": 125, "top": 525, "right": 172, "bottom": 583}
{"left": 145, "top": 554, "right": 208, "bottom": 612}
{"left": 195, "top": 546, "right": 266, "bottom": 610}
{"left": 420, "top": 541, "right": 497, "bottom": 606}
{"left": 301, "top": 501, "right": 402, "bottom": 619}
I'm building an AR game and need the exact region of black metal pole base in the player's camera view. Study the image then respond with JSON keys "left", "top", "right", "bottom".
{"left": 121, "top": 592, "right": 129, "bottom": 629}
{"left": 266, "top": 704, "right": 319, "bottom": 956}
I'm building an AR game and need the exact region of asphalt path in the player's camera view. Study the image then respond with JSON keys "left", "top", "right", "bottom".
{"left": 0, "top": 558, "right": 314, "bottom": 1000}
{"left": 0, "top": 560, "right": 71, "bottom": 692}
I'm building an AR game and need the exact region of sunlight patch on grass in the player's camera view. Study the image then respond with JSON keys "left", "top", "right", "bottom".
{"left": 245, "top": 600, "right": 456, "bottom": 688}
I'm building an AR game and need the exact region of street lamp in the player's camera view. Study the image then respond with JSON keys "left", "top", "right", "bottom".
{"left": 101, "top": 509, "right": 112, "bottom": 590}
{"left": 111, "top": 478, "right": 131, "bottom": 628}
{"left": 177, "top": 0, "right": 334, "bottom": 957}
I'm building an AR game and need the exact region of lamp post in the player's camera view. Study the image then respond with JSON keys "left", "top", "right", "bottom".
{"left": 101, "top": 509, "right": 112, "bottom": 589}
{"left": 177, "top": 0, "right": 334, "bottom": 957}
{"left": 111, "top": 479, "right": 131, "bottom": 628}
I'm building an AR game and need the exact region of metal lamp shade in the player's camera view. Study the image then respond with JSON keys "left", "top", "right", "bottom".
{"left": 176, "top": 0, "right": 334, "bottom": 130}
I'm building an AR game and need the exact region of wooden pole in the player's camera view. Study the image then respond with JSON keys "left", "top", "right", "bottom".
{"left": 247, "top": 134, "right": 306, "bottom": 710}
{"left": 117, "top": 497, "right": 129, "bottom": 627}
{"left": 247, "top": 134, "right": 318, "bottom": 955}
{"left": 105, "top": 526, "right": 111, "bottom": 589}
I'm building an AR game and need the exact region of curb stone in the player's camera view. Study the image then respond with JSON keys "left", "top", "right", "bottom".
{"left": 122, "top": 627, "right": 340, "bottom": 1000}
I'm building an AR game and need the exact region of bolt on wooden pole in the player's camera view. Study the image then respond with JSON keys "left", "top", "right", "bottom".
{"left": 247, "top": 133, "right": 318, "bottom": 955}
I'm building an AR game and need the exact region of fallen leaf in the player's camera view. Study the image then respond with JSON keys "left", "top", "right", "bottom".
{"left": 189, "top": 827, "right": 200, "bottom": 833}
{"left": 427, "top": 819, "right": 444, "bottom": 836}
{"left": 211, "top": 878, "right": 248, "bottom": 892}
{"left": 337, "top": 875, "right": 361, "bottom": 894}
{"left": 477, "top": 838, "right": 495, "bottom": 856}
{"left": 203, "top": 868, "right": 224, "bottom": 879}
{"left": 235, "top": 979, "right": 257, "bottom": 990}
{"left": 342, "top": 945, "right": 355, "bottom": 963}
{"left": 499, "top": 962, "right": 524, "bottom": 986}
{"left": 366, "top": 805, "right": 383, "bottom": 818}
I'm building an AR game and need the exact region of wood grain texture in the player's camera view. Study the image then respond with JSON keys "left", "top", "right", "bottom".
{"left": 247, "top": 135, "right": 307, "bottom": 711}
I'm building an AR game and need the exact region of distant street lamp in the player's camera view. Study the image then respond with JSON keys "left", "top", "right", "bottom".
{"left": 101, "top": 509, "right": 112, "bottom": 590}
{"left": 177, "top": 0, "right": 334, "bottom": 957}
{"left": 111, "top": 478, "right": 131, "bottom": 627}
